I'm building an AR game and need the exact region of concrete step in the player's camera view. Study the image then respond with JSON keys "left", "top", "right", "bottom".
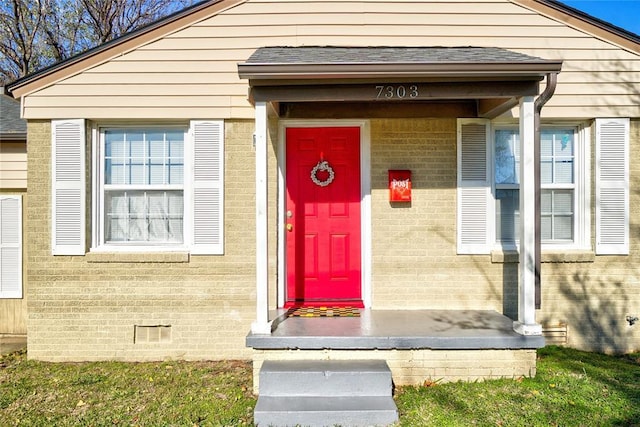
{"left": 254, "top": 360, "right": 398, "bottom": 426}
{"left": 254, "top": 396, "right": 399, "bottom": 427}
{"left": 259, "top": 360, "right": 393, "bottom": 397}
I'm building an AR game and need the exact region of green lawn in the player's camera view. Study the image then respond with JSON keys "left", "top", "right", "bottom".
{"left": 1, "top": 346, "right": 639, "bottom": 426}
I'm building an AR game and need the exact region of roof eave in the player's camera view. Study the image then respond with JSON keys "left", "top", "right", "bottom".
{"left": 238, "top": 61, "right": 563, "bottom": 83}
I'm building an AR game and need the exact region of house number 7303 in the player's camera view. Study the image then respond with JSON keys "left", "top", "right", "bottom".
{"left": 375, "top": 85, "right": 419, "bottom": 99}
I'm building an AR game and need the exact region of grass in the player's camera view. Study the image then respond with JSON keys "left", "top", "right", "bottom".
{"left": 0, "top": 353, "right": 255, "bottom": 426}
{"left": 1, "top": 346, "right": 639, "bottom": 426}
{"left": 396, "top": 346, "right": 640, "bottom": 427}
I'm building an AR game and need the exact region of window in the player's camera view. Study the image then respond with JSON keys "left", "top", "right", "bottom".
{"left": 494, "top": 128, "right": 577, "bottom": 246}
{"left": 102, "top": 128, "right": 185, "bottom": 244}
{"left": 458, "top": 118, "right": 629, "bottom": 256}
{"left": 51, "top": 119, "right": 224, "bottom": 255}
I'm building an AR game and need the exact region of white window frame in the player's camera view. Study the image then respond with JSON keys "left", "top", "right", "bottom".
{"left": 490, "top": 122, "right": 591, "bottom": 252}
{"left": 92, "top": 124, "right": 192, "bottom": 252}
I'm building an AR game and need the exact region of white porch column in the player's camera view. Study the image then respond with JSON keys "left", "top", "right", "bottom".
{"left": 251, "top": 101, "right": 272, "bottom": 334}
{"left": 514, "top": 96, "right": 543, "bottom": 336}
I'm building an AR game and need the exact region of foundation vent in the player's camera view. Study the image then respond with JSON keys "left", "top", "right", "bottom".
{"left": 134, "top": 325, "right": 172, "bottom": 344}
{"left": 542, "top": 323, "right": 568, "bottom": 345}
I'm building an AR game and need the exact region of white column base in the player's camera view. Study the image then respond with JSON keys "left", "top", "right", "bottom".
{"left": 513, "top": 321, "right": 543, "bottom": 336}
{"left": 251, "top": 320, "right": 273, "bottom": 335}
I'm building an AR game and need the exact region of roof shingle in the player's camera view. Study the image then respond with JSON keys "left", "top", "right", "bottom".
{"left": 245, "top": 46, "right": 549, "bottom": 65}
{"left": 0, "top": 92, "right": 27, "bottom": 140}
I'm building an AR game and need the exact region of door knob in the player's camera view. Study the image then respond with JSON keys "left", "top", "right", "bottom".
{"left": 286, "top": 224, "right": 293, "bottom": 231}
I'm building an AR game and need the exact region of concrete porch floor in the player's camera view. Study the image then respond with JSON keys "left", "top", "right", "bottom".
{"left": 246, "top": 310, "right": 545, "bottom": 350}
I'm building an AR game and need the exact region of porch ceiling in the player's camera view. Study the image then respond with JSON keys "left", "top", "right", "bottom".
{"left": 237, "top": 46, "right": 562, "bottom": 118}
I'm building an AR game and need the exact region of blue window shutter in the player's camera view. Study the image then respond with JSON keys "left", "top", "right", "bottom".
{"left": 596, "top": 118, "right": 629, "bottom": 255}
{"left": 457, "top": 119, "right": 491, "bottom": 254}
{"left": 52, "top": 119, "right": 85, "bottom": 255}
{"left": 0, "top": 196, "right": 22, "bottom": 298}
{"left": 190, "top": 121, "right": 224, "bottom": 255}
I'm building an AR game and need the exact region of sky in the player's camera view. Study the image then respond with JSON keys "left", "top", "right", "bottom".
{"left": 559, "top": 1, "right": 640, "bottom": 36}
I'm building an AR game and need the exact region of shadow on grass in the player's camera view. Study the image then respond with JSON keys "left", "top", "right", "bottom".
{"left": 395, "top": 346, "right": 640, "bottom": 427}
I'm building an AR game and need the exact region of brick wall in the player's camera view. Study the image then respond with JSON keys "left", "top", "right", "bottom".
{"left": 370, "top": 118, "right": 506, "bottom": 313}
{"left": 368, "top": 118, "right": 640, "bottom": 353}
{"left": 251, "top": 349, "right": 537, "bottom": 393}
{"left": 25, "top": 117, "right": 640, "bottom": 360}
{"left": 536, "top": 119, "right": 640, "bottom": 353}
{"left": 26, "top": 120, "right": 267, "bottom": 361}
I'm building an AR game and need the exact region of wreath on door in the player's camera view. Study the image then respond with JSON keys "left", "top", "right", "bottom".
{"left": 310, "top": 160, "right": 335, "bottom": 187}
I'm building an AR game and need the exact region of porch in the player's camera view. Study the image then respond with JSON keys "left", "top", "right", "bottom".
{"left": 247, "top": 309, "right": 544, "bottom": 392}
{"left": 239, "top": 46, "right": 564, "bottom": 339}
{"left": 247, "top": 309, "right": 544, "bottom": 350}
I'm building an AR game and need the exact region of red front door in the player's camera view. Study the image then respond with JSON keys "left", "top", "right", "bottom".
{"left": 285, "top": 126, "right": 362, "bottom": 306}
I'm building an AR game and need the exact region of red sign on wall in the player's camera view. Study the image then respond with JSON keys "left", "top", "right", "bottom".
{"left": 389, "top": 170, "right": 411, "bottom": 202}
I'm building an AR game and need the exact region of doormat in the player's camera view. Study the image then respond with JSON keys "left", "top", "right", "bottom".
{"left": 286, "top": 306, "right": 361, "bottom": 318}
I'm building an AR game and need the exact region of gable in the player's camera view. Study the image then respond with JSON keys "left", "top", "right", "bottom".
{"left": 10, "top": 0, "right": 640, "bottom": 120}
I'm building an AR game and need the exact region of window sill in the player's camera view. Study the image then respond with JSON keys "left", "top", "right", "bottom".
{"left": 491, "top": 250, "right": 595, "bottom": 264}
{"left": 85, "top": 251, "right": 190, "bottom": 263}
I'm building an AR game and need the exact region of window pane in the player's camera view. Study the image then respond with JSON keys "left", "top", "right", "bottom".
{"left": 104, "top": 190, "right": 184, "bottom": 243}
{"left": 128, "top": 163, "right": 145, "bottom": 185}
{"left": 105, "top": 131, "right": 124, "bottom": 157}
{"left": 553, "top": 130, "right": 574, "bottom": 156}
{"left": 167, "top": 192, "right": 184, "bottom": 243}
{"left": 105, "top": 131, "right": 124, "bottom": 185}
{"left": 541, "top": 191, "right": 552, "bottom": 212}
{"left": 148, "top": 192, "right": 166, "bottom": 242}
{"left": 105, "top": 192, "right": 127, "bottom": 241}
{"left": 110, "top": 164, "right": 125, "bottom": 185}
{"left": 168, "top": 163, "right": 184, "bottom": 185}
{"left": 495, "top": 130, "right": 519, "bottom": 184}
{"left": 554, "top": 190, "right": 574, "bottom": 213}
{"left": 540, "top": 135, "right": 553, "bottom": 157}
{"left": 147, "top": 132, "right": 165, "bottom": 157}
{"left": 128, "top": 192, "right": 146, "bottom": 241}
{"left": 541, "top": 189, "right": 574, "bottom": 242}
{"left": 128, "top": 132, "right": 145, "bottom": 157}
{"left": 540, "top": 160, "right": 553, "bottom": 184}
{"left": 496, "top": 189, "right": 519, "bottom": 243}
{"left": 167, "top": 133, "right": 184, "bottom": 185}
{"left": 555, "top": 159, "right": 573, "bottom": 184}
{"left": 541, "top": 130, "right": 574, "bottom": 185}
{"left": 554, "top": 216, "right": 573, "bottom": 240}
{"left": 148, "top": 161, "right": 165, "bottom": 185}
{"left": 541, "top": 216, "right": 552, "bottom": 240}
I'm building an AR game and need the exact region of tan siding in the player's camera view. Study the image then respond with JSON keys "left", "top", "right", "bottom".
{"left": 0, "top": 142, "right": 27, "bottom": 189}
{"left": 33, "top": 84, "right": 247, "bottom": 97}
{"left": 0, "top": 298, "right": 27, "bottom": 334}
{"left": 25, "top": 95, "right": 235, "bottom": 108}
{"left": 21, "top": 107, "right": 254, "bottom": 119}
{"left": 20, "top": 0, "right": 640, "bottom": 120}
